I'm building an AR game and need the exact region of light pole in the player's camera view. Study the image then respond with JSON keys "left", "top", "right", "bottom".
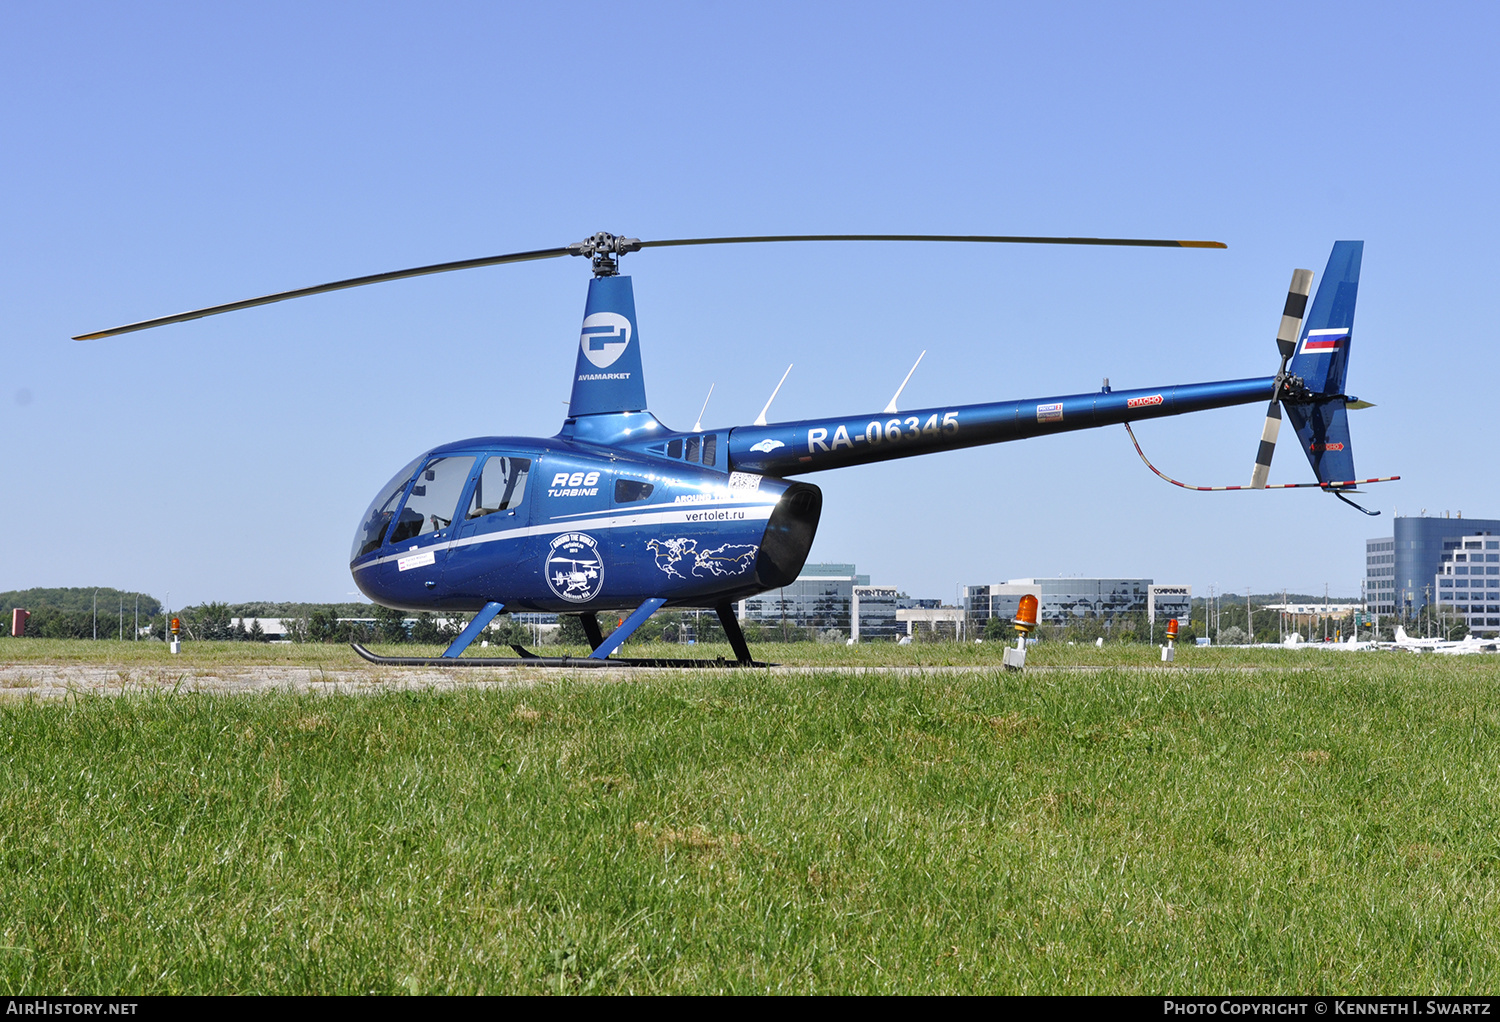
{"left": 92, "top": 588, "right": 99, "bottom": 640}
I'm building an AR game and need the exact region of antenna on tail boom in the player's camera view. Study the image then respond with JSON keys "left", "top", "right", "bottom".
{"left": 754, "top": 365, "right": 793, "bottom": 427}
{"left": 884, "top": 351, "right": 926, "bottom": 415}
{"left": 693, "top": 383, "right": 715, "bottom": 433}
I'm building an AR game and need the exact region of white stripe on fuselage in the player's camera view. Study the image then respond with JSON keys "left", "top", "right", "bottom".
{"left": 352, "top": 500, "right": 779, "bottom": 572}
{"left": 546, "top": 493, "right": 763, "bottom": 520}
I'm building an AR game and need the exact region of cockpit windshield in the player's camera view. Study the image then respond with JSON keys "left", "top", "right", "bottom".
{"left": 389, "top": 455, "right": 476, "bottom": 545}
{"left": 350, "top": 455, "right": 423, "bottom": 561}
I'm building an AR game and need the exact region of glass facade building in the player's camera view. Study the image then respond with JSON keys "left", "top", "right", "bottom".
{"left": 965, "top": 578, "right": 1156, "bottom": 626}
{"left": 1365, "top": 515, "right": 1500, "bottom": 629}
{"left": 1433, "top": 532, "right": 1500, "bottom": 634}
{"left": 738, "top": 565, "right": 931, "bottom": 640}
{"left": 1364, "top": 537, "right": 1396, "bottom": 616}
{"left": 1147, "top": 585, "right": 1193, "bottom": 626}
{"left": 851, "top": 586, "right": 902, "bottom": 641}
{"left": 739, "top": 563, "right": 869, "bottom": 633}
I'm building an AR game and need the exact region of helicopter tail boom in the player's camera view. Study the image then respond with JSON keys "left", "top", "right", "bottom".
{"left": 726, "top": 377, "right": 1276, "bottom": 476}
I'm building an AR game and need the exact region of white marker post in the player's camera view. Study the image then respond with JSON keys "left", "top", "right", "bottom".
{"left": 1162, "top": 617, "right": 1178, "bottom": 663}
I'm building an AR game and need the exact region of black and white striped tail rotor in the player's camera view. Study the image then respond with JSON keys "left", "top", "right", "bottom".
{"left": 1250, "top": 267, "right": 1314, "bottom": 489}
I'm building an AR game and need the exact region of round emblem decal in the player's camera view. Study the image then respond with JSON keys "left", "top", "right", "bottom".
{"left": 545, "top": 532, "right": 605, "bottom": 603}
{"left": 579, "top": 312, "right": 632, "bottom": 368}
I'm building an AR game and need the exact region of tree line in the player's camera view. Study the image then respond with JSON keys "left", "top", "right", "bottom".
{"left": 1, "top": 588, "right": 162, "bottom": 640}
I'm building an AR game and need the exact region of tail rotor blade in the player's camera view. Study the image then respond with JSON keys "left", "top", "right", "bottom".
{"left": 1250, "top": 400, "right": 1282, "bottom": 489}
{"left": 1250, "top": 268, "right": 1314, "bottom": 488}
{"left": 1276, "top": 268, "right": 1315, "bottom": 361}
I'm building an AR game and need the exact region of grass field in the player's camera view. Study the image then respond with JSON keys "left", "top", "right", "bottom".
{"left": 2, "top": 641, "right": 1498, "bottom": 993}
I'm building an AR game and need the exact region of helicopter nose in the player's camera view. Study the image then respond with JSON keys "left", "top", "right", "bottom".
{"left": 351, "top": 565, "right": 386, "bottom": 605}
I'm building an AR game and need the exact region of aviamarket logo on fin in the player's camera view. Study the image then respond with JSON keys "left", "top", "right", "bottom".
{"left": 580, "top": 312, "right": 632, "bottom": 368}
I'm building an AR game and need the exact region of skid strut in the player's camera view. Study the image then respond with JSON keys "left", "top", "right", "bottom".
{"left": 350, "top": 642, "right": 768, "bottom": 668}
{"left": 349, "top": 597, "right": 769, "bottom": 669}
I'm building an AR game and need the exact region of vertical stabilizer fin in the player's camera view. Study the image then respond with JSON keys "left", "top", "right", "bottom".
{"left": 1287, "top": 241, "right": 1362, "bottom": 397}
{"left": 568, "top": 275, "right": 648, "bottom": 418}
{"left": 1286, "top": 242, "right": 1363, "bottom": 486}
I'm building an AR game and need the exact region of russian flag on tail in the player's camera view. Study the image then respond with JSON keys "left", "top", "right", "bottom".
{"left": 1301, "top": 327, "right": 1348, "bottom": 355}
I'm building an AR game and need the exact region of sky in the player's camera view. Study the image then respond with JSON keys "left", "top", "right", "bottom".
{"left": 3, "top": 2, "right": 1497, "bottom": 607}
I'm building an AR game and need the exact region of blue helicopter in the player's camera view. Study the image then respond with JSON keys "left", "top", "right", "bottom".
{"left": 75, "top": 233, "right": 1395, "bottom": 666}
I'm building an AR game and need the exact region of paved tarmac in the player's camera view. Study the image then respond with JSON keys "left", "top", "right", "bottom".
{"left": 0, "top": 660, "right": 1308, "bottom": 699}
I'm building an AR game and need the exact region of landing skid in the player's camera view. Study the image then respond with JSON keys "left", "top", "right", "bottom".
{"left": 350, "top": 642, "right": 770, "bottom": 669}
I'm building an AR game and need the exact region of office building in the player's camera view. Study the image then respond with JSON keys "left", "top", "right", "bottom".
{"left": 739, "top": 564, "right": 934, "bottom": 639}
{"left": 964, "top": 578, "right": 1161, "bottom": 627}
{"left": 1433, "top": 533, "right": 1500, "bottom": 634}
{"left": 850, "top": 586, "right": 902, "bottom": 641}
{"left": 740, "top": 563, "right": 868, "bottom": 632}
{"left": 1364, "top": 514, "right": 1500, "bottom": 622}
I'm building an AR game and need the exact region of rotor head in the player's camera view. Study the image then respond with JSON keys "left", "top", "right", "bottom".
{"left": 567, "top": 233, "right": 644, "bottom": 277}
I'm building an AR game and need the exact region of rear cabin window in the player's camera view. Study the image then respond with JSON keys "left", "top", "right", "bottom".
{"left": 615, "top": 478, "right": 655, "bottom": 503}
{"left": 468, "top": 456, "right": 530, "bottom": 519}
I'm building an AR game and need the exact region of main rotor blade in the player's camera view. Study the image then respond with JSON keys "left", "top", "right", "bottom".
{"left": 639, "top": 233, "right": 1226, "bottom": 251}
{"left": 74, "top": 231, "right": 1225, "bottom": 340}
{"left": 72, "top": 245, "right": 572, "bottom": 340}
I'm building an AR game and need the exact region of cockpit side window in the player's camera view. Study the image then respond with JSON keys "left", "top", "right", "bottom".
{"left": 390, "top": 455, "right": 476, "bottom": 544}
{"left": 468, "top": 456, "right": 531, "bottom": 519}
{"left": 614, "top": 478, "right": 654, "bottom": 503}
{"left": 351, "top": 455, "right": 424, "bottom": 561}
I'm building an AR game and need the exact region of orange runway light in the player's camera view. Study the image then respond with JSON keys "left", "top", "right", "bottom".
{"left": 1014, "top": 594, "right": 1039, "bottom": 635}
